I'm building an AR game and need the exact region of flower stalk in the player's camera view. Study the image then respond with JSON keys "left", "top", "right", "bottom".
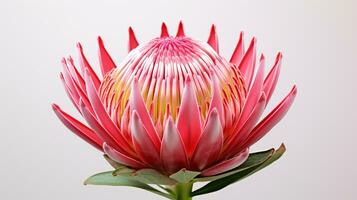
{"left": 174, "top": 183, "right": 193, "bottom": 200}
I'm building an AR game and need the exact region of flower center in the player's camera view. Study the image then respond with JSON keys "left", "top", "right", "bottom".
{"left": 99, "top": 36, "right": 246, "bottom": 131}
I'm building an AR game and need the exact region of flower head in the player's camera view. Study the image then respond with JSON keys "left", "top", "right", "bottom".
{"left": 53, "top": 22, "right": 296, "bottom": 182}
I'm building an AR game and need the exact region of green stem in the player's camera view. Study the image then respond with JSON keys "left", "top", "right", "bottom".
{"left": 174, "top": 183, "right": 193, "bottom": 200}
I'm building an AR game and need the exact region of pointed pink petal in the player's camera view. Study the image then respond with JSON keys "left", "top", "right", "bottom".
{"left": 207, "top": 24, "right": 219, "bottom": 53}
{"left": 61, "top": 59, "right": 80, "bottom": 102}
{"left": 98, "top": 36, "right": 116, "bottom": 77}
{"left": 104, "top": 143, "right": 145, "bottom": 169}
{"left": 176, "top": 21, "right": 185, "bottom": 37}
{"left": 201, "top": 148, "right": 249, "bottom": 176}
{"left": 52, "top": 104, "right": 103, "bottom": 151}
{"left": 223, "top": 93, "right": 266, "bottom": 157}
{"left": 160, "top": 22, "right": 169, "bottom": 38}
{"left": 207, "top": 71, "right": 225, "bottom": 128}
{"left": 77, "top": 42, "right": 101, "bottom": 90}
{"left": 191, "top": 109, "right": 223, "bottom": 170}
{"left": 128, "top": 27, "right": 139, "bottom": 52}
{"left": 176, "top": 76, "right": 203, "bottom": 156}
{"left": 131, "top": 111, "right": 161, "bottom": 167}
{"left": 79, "top": 100, "right": 128, "bottom": 153}
{"left": 84, "top": 69, "right": 131, "bottom": 150}
{"left": 66, "top": 56, "right": 86, "bottom": 92}
{"left": 243, "top": 85, "right": 297, "bottom": 149}
{"left": 130, "top": 78, "right": 161, "bottom": 149}
{"left": 233, "top": 93, "right": 266, "bottom": 143}
{"left": 263, "top": 52, "right": 282, "bottom": 105}
{"left": 61, "top": 60, "right": 94, "bottom": 114}
{"left": 238, "top": 37, "right": 256, "bottom": 88}
{"left": 230, "top": 32, "right": 245, "bottom": 65}
{"left": 236, "top": 55, "right": 265, "bottom": 130}
{"left": 160, "top": 117, "right": 188, "bottom": 174}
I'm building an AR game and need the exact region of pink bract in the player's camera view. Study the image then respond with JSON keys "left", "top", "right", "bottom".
{"left": 53, "top": 22, "right": 297, "bottom": 176}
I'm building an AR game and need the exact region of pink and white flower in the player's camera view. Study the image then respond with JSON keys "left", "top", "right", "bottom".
{"left": 52, "top": 22, "right": 297, "bottom": 178}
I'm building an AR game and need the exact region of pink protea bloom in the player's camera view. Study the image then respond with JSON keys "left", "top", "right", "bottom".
{"left": 52, "top": 22, "right": 296, "bottom": 197}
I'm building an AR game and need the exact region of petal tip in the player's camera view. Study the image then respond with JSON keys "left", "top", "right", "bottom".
{"left": 97, "top": 36, "right": 103, "bottom": 44}
{"left": 161, "top": 22, "right": 169, "bottom": 38}
{"left": 210, "top": 24, "right": 216, "bottom": 31}
{"left": 291, "top": 85, "right": 298, "bottom": 95}
{"left": 133, "top": 75, "right": 138, "bottom": 82}
{"left": 52, "top": 103, "right": 60, "bottom": 111}
{"left": 131, "top": 109, "right": 140, "bottom": 122}
{"left": 260, "top": 92, "right": 267, "bottom": 102}
{"left": 277, "top": 52, "right": 283, "bottom": 59}
{"left": 83, "top": 68, "right": 90, "bottom": 78}
{"left": 252, "top": 37, "right": 257, "bottom": 43}
{"left": 210, "top": 107, "right": 219, "bottom": 116}
{"left": 132, "top": 76, "right": 139, "bottom": 87}
{"left": 67, "top": 56, "right": 74, "bottom": 64}
{"left": 61, "top": 57, "right": 66, "bottom": 64}
{"left": 76, "top": 42, "right": 83, "bottom": 50}
{"left": 128, "top": 26, "right": 134, "bottom": 33}
{"left": 185, "top": 74, "right": 192, "bottom": 83}
{"left": 176, "top": 21, "right": 185, "bottom": 37}
{"left": 103, "top": 142, "right": 110, "bottom": 151}
{"left": 128, "top": 26, "right": 139, "bottom": 51}
{"left": 207, "top": 24, "right": 219, "bottom": 52}
{"left": 260, "top": 53, "right": 265, "bottom": 61}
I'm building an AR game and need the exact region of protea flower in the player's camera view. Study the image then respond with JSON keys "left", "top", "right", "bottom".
{"left": 52, "top": 22, "right": 297, "bottom": 200}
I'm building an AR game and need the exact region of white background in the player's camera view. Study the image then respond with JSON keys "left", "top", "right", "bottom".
{"left": 0, "top": 0, "right": 356, "bottom": 199}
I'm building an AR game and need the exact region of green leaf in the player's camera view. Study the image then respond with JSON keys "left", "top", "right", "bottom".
{"left": 108, "top": 162, "right": 176, "bottom": 185}
{"left": 119, "top": 169, "right": 177, "bottom": 185}
{"left": 249, "top": 144, "right": 286, "bottom": 174}
{"left": 192, "top": 144, "right": 286, "bottom": 197}
{"left": 194, "top": 148, "right": 274, "bottom": 182}
{"left": 169, "top": 168, "right": 201, "bottom": 183}
{"left": 84, "top": 171, "right": 174, "bottom": 199}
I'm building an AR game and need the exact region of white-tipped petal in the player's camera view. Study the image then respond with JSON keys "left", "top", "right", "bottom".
{"left": 176, "top": 76, "right": 203, "bottom": 156}
{"left": 191, "top": 109, "right": 223, "bottom": 170}
{"left": 160, "top": 117, "right": 188, "bottom": 174}
{"left": 202, "top": 149, "right": 249, "bottom": 176}
{"left": 131, "top": 111, "right": 161, "bottom": 167}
